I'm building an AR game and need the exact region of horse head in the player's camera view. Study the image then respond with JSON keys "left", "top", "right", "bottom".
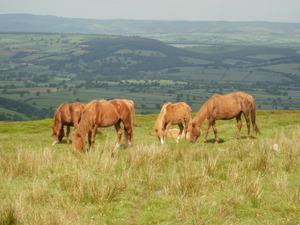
{"left": 72, "top": 132, "right": 85, "bottom": 152}
{"left": 51, "top": 124, "right": 64, "bottom": 145}
{"left": 155, "top": 127, "right": 166, "bottom": 144}
{"left": 189, "top": 122, "right": 200, "bottom": 143}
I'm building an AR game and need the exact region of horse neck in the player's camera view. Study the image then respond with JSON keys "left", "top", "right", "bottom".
{"left": 52, "top": 102, "right": 67, "bottom": 125}
{"left": 76, "top": 108, "right": 93, "bottom": 137}
{"left": 155, "top": 105, "right": 167, "bottom": 130}
{"left": 194, "top": 103, "right": 207, "bottom": 127}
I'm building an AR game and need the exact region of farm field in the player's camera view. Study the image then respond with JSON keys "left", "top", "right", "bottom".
{"left": 0, "top": 33, "right": 300, "bottom": 121}
{"left": 0, "top": 110, "right": 299, "bottom": 224}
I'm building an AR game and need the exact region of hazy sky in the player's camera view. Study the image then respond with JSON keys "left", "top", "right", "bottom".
{"left": 1, "top": 0, "right": 300, "bottom": 23}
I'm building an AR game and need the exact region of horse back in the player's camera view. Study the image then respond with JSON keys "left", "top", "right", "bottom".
{"left": 95, "top": 100, "right": 128, "bottom": 127}
{"left": 207, "top": 94, "right": 242, "bottom": 120}
{"left": 109, "top": 99, "right": 131, "bottom": 120}
{"left": 165, "top": 102, "right": 191, "bottom": 124}
{"left": 207, "top": 92, "right": 254, "bottom": 120}
{"left": 69, "top": 102, "right": 85, "bottom": 123}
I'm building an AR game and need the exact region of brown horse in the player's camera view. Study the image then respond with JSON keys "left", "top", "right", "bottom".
{"left": 190, "top": 91, "right": 260, "bottom": 144}
{"left": 72, "top": 99, "right": 133, "bottom": 152}
{"left": 154, "top": 102, "right": 192, "bottom": 144}
{"left": 52, "top": 102, "right": 86, "bottom": 145}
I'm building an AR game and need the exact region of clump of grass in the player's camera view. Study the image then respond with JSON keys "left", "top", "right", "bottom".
{"left": 0, "top": 204, "right": 19, "bottom": 225}
{"left": 274, "top": 171, "right": 288, "bottom": 193}
{"left": 242, "top": 173, "right": 263, "bottom": 207}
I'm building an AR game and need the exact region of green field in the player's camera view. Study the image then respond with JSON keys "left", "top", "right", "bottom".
{"left": 0, "top": 111, "right": 299, "bottom": 224}
{"left": 0, "top": 33, "right": 300, "bottom": 120}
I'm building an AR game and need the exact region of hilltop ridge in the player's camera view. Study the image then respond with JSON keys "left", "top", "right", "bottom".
{"left": 1, "top": 13, "right": 300, "bottom": 38}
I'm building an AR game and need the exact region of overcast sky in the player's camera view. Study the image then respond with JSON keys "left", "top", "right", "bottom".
{"left": 1, "top": 0, "right": 300, "bottom": 23}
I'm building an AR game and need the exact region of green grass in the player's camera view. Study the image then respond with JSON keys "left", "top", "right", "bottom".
{"left": 0, "top": 111, "right": 299, "bottom": 224}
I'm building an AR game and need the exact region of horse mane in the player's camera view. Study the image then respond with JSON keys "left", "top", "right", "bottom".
{"left": 154, "top": 103, "right": 170, "bottom": 130}
{"left": 73, "top": 100, "right": 98, "bottom": 151}
{"left": 193, "top": 101, "right": 209, "bottom": 127}
{"left": 52, "top": 102, "right": 68, "bottom": 127}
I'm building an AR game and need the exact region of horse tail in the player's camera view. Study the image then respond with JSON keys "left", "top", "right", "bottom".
{"left": 122, "top": 101, "right": 133, "bottom": 147}
{"left": 250, "top": 97, "right": 261, "bottom": 134}
{"left": 131, "top": 104, "right": 137, "bottom": 127}
{"left": 127, "top": 100, "right": 137, "bottom": 127}
{"left": 72, "top": 103, "right": 93, "bottom": 152}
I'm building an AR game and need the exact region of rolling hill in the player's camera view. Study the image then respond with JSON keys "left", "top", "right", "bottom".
{"left": 1, "top": 14, "right": 300, "bottom": 45}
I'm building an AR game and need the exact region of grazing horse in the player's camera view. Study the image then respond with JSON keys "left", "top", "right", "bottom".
{"left": 189, "top": 91, "right": 260, "bottom": 144}
{"left": 154, "top": 102, "right": 192, "bottom": 144}
{"left": 52, "top": 102, "right": 86, "bottom": 145}
{"left": 72, "top": 99, "right": 133, "bottom": 152}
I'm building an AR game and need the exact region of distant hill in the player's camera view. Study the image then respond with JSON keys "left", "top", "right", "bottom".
{"left": 1, "top": 13, "right": 300, "bottom": 37}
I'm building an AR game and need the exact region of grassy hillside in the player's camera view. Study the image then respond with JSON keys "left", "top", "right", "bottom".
{"left": 0, "top": 111, "right": 299, "bottom": 224}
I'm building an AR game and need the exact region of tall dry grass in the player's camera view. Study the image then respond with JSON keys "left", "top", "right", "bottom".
{"left": 0, "top": 116, "right": 299, "bottom": 224}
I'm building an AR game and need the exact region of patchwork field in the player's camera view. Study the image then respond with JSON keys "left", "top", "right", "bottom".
{"left": 0, "top": 33, "right": 300, "bottom": 121}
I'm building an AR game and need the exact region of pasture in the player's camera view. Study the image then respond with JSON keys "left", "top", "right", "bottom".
{"left": 0, "top": 111, "right": 299, "bottom": 224}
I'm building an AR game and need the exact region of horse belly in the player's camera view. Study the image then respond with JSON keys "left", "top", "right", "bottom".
{"left": 213, "top": 107, "right": 241, "bottom": 120}
{"left": 100, "top": 117, "right": 119, "bottom": 127}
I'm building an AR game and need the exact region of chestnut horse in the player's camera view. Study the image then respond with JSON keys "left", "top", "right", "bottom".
{"left": 72, "top": 99, "right": 133, "bottom": 152}
{"left": 190, "top": 91, "right": 260, "bottom": 144}
{"left": 52, "top": 102, "right": 86, "bottom": 145}
{"left": 154, "top": 102, "right": 192, "bottom": 144}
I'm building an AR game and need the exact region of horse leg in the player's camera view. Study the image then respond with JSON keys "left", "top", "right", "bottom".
{"left": 177, "top": 123, "right": 184, "bottom": 143}
{"left": 88, "top": 125, "right": 98, "bottom": 152}
{"left": 203, "top": 121, "right": 212, "bottom": 143}
{"left": 123, "top": 121, "right": 133, "bottom": 147}
{"left": 243, "top": 111, "right": 251, "bottom": 139}
{"left": 212, "top": 121, "right": 219, "bottom": 144}
{"left": 73, "top": 120, "right": 79, "bottom": 129}
{"left": 88, "top": 130, "right": 92, "bottom": 151}
{"left": 53, "top": 126, "right": 64, "bottom": 145}
{"left": 114, "top": 122, "right": 122, "bottom": 148}
{"left": 184, "top": 120, "right": 189, "bottom": 139}
{"left": 235, "top": 113, "right": 242, "bottom": 139}
{"left": 66, "top": 125, "right": 71, "bottom": 144}
{"left": 59, "top": 125, "right": 65, "bottom": 142}
{"left": 163, "top": 122, "right": 172, "bottom": 144}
